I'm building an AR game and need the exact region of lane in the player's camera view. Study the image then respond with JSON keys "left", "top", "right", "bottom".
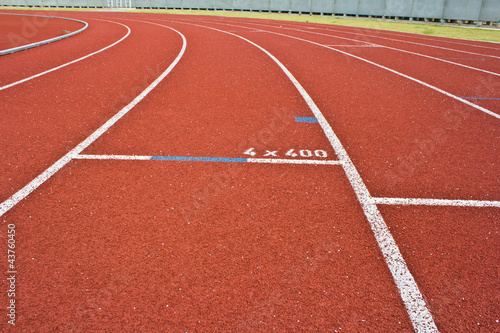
{"left": 0, "top": 19, "right": 184, "bottom": 204}
{"left": 379, "top": 205, "right": 500, "bottom": 331}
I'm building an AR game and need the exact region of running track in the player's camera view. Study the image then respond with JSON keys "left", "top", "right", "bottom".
{"left": 0, "top": 10, "right": 499, "bottom": 332}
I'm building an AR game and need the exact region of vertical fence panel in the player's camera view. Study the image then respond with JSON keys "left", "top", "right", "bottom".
{"left": 443, "top": 0, "right": 482, "bottom": 20}
{"left": 311, "top": 0, "right": 334, "bottom": 14}
{"left": 251, "top": 0, "right": 270, "bottom": 11}
{"left": 87, "top": 0, "right": 107, "bottom": 7}
{"left": 233, "top": 0, "right": 251, "bottom": 10}
{"left": 270, "top": 0, "right": 289, "bottom": 12}
{"left": 41, "top": 0, "right": 57, "bottom": 6}
{"left": 290, "top": 0, "right": 311, "bottom": 12}
{"left": 334, "top": 0, "right": 358, "bottom": 15}
{"left": 69, "top": 0, "right": 87, "bottom": 6}
{"left": 168, "top": 0, "right": 183, "bottom": 7}
{"left": 479, "top": 0, "right": 500, "bottom": 22}
{"left": 214, "top": 0, "right": 231, "bottom": 9}
{"left": 147, "top": 0, "right": 163, "bottom": 7}
{"left": 384, "top": 0, "right": 413, "bottom": 17}
{"left": 182, "top": 0, "right": 200, "bottom": 8}
{"left": 411, "top": 0, "right": 445, "bottom": 18}
{"left": 358, "top": 0, "right": 384, "bottom": 16}
{"left": 20, "top": 0, "right": 42, "bottom": 5}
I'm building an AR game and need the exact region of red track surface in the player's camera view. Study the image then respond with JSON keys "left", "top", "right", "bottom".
{"left": 0, "top": 9, "right": 499, "bottom": 332}
{"left": 0, "top": 13, "right": 85, "bottom": 51}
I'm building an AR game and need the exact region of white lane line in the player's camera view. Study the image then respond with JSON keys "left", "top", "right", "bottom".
{"left": 378, "top": 29, "right": 500, "bottom": 51}
{"left": 198, "top": 18, "right": 500, "bottom": 77}
{"left": 0, "top": 24, "right": 187, "bottom": 217}
{"left": 372, "top": 197, "right": 500, "bottom": 208}
{"left": 204, "top": 20, "right": 500, "bottom": 120}
{"left": 74, "top": 154, "right": 151, "bottom": 160}
{"left": 325, "top": 44, "right": 382, "bottom": 47}
{"left": 169, "top": 19, "right": 439, "bottom": 333}
{"left": 248, "top": 158, "right": 343, "bottom": 165}
{"left": 283, "top": 21, "right": 500, "bottom": 60}
{"left": 0, "top": 19, "right": 130, "bottom": 91}
{"left": 297, "top": 27, "right": 500, "bottom": 77}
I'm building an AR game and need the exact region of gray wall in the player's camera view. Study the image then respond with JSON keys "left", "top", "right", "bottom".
{"left": 2, "top": 0, "right": 499, "bottom": 22}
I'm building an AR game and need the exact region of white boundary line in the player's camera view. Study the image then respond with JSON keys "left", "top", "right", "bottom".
{"left": 0, "top": 23, "right": 187, "bottom": 217}
{"left": 372, "top": 197, "right": 500, "bottom": 208}
{"left": 74, "top": 154, "right": 151, "bottom": 160}
{"left": 191, "top": 18, "right": 499, "bottom": 120}
{"left": 0, "top": 13, "right": 89, "bottom": 56}
{"left": 325, "top": 44, "right": 382, "bottom": 47}
{"left": 168, "top": 19, "right": 439, "bottom": 332}
{"left": 0, "top": 19, "right": 131, "bottom": 91}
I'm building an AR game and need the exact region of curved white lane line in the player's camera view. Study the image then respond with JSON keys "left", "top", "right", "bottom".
{"left": 166, "top": 19, "right": 439, "bottom": 332}
{"left": 181, "top": 18, "right": 499, "bottom": 120}
{"left": 283, "top": 24, "right": 500, "bottom": 77}
{"left": 279, "top": 21, "right": 500, "bottom": 60}
{"left": 0, "top": 13, "right": 89, "bottom": 56}
{"left": 373, "top": 29, "right": 500, "bottom": 51}
{"left": 0, "top": 25, "right": 187, "bottom": 217}
{"left": 275, "top": 31, "right": 500, "bottom": 119}
{"left": 192, "top": 18, "right": 500, "bottom": 77}
{"left": 0, "top": 19, "right": 131, "bottom": 91}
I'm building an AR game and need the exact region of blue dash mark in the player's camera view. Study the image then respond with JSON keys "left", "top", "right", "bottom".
{"left": 460, "top": 97, "right": 500, "bottom": 101}
{"left": 150, "top": 156, "right": 248, "bottom": 163}
{"left": 295, "top": 117, "right": 318, "bottom": 123}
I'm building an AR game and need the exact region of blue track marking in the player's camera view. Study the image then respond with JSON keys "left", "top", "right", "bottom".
{"left": 295, "top": 116, "right": 318, "bottom": 123}
{"left": 150, "top": 156, "right": 248, "bottom": 163}
{"left": 460, "top": 97, "right": 500, "bottom": 101}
